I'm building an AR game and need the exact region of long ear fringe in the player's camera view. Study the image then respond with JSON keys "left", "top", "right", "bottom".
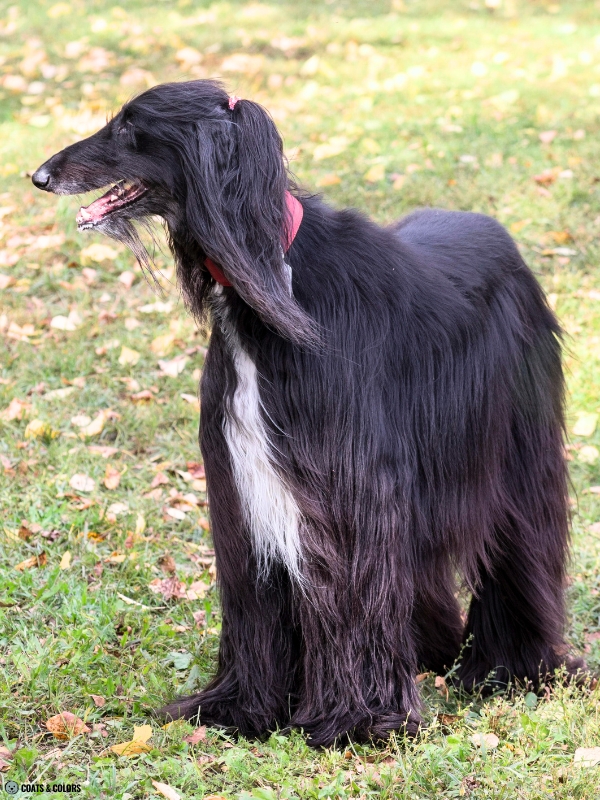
{"left": 181, "top": 92, "right": 321, "bottom": 348}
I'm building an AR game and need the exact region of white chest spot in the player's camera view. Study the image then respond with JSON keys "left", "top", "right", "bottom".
{"left": 223, "top": 335, "right": 302, "bottom": 582}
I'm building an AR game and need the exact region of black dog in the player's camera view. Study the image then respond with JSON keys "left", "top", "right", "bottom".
{"left": 33, "top": 80, "right": 582, "bottom": 747}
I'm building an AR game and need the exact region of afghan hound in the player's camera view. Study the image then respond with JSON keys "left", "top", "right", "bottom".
{"left": 32, "top": 80, "right": 582, "bottom": 747}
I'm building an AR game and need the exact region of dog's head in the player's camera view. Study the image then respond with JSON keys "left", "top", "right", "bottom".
{"left": 32, "top": 80, "right": 317, "bottom": 344}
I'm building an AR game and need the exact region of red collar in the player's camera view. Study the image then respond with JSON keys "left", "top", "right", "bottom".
{"left": 204, "top": 191, "right": 303, "bottom": 287}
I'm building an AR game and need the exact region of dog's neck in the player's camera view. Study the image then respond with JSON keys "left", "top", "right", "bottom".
{"left": 204, "top": 192, "right": 303, "bottom": 287}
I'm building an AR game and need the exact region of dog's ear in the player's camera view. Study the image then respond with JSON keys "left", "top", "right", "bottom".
{"left": 181, "top": 96, "right": 319, "bottom": 347}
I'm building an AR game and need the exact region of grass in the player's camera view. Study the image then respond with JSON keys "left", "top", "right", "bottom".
{"left": 2, "top": 0, "right": 600, "bottom": 797}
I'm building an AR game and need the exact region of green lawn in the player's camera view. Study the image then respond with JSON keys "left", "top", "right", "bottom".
{"left": 2, "top": 0, "right": 600, "bottom": 797}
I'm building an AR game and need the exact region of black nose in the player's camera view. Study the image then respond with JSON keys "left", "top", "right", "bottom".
{"left": 32, "top": 165, "right": 52, "bottom": 190}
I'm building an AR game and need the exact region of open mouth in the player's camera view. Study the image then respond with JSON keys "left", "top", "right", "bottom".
{"left": 76, "top": 180, "right": 148, "bottom": 229}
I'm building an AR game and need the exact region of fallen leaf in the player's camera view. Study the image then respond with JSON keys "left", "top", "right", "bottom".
{"left": 44, "top": 386, "right": 76, "bottom": 400}
{"left": 25, "top": 419, "right": 58, "bottom": 439}
{"left": 151, "top": 333, "right": 176, "bottom": 357}
{"left": 1, "top": 398, "right": 32, "bottom": 421}
{"left": 139, "top": 301, "right": 173, "bottom": 314}
{"left": 186, "top": 462, "right": 205, "bottom": 479}
{"left": 0, "top": 273, "right": 15, "bottom": 289}
{"left": 573, "top": 412, "right": 598, "bottom": 437}
{"left": 470, "top": 732, "right": 499, "bottom": 749}
{"left": 131, "top": 389, "right": 154, "bottom": 402}
{"left": 104, "top": 464, "right": 121, "bottom": 490}
{"left": 151, "top": 781, "right": 181, "bottom": 800}
{"left": 579, "top": 446, "right": 600, "bottom": 464}
{"left": 183, "top": 726, "right": 207, "bottom": 745}
{"left": 118, "top": 346, "right": 140, "bottom": 366}
{"left": 539, "top": 129, "right": 557, "bottom": 144}
{"left": 59, "top": 551, "right": 71, "bottom": 570}
{"left": 415, "top": 672, "right": 430, "bottom": 683}
{"left": 46, "top": 711, "right": 90, "bottom": 740}
{"left": 158, "top": 356, "right": 189, "bottom": 377}
{"left": 316, "top": 173, "right": 341, "bottom": 187}
{"left": 71, "top": 414, "right": 92, "bottom": 428}
{"left": 180, "top": 393, "right": 200, "bottom": 411}
{"left": 533, "top": 169, "right": 557, "bottom": 186}
{"left": 193, "top": 609, "right": 206, "bottom": 627}
{"left": 435, "top": 675, "right": 449, "bottom": 698}
{"left": 107, "top": 501, "right": 129, "bottom": 516}
{"left": 574, "top": 746, "right": 600, "bottom": 767}
{"left": 158, "top": 554, "right": 177, "bottom": 575}
{"left": 364, "top": 163, "right": 386, "bottom": 183}
{"left": 70, "top": 474, "right": 95, "bottom": 493}
{"left": 166, "top": 507, "right": 186, "bottom": 520}
{"left": 90, "top": 694, "right": 106, "bottom": 707}
{"left": 50, "top": 311, "right": 81, "bottom": 331}
{"left": 88, "top": 445, "right": 119, "bottom": 458}
{"left": 81, "top": 243, "right": 119, "bottom": 263}
{"left": 135, "top": 513, "right": 146, "bottom": 535}
{"left": 151, "top": 472, "right": 170, "bottom": 488}
{"left": 14, "top": 552, "right": 47, "bottom": 571}
{"left": 118, "top": 270, "right": 136, "bottom": 289}
{"left": 79, "top": 409, "right": 112, "bottom": 438}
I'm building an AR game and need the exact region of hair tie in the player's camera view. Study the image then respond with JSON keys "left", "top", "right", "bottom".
{"left": 228, "top": 96, "right": 240, "bottom": 111}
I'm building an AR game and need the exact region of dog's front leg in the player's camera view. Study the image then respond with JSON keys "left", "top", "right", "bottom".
{"left": 159, "top": 331, "right": 298, "bottom": 737}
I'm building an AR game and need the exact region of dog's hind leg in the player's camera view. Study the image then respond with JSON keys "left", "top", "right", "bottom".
{"left": 412, "top": 557, "right": 464, "bottom": 676}
{"left": 456, "top": 332, "right": 583, "bottom": 693}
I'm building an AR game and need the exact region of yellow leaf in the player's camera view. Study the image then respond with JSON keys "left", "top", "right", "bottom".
{"left": 47, "top": 2, "right": 71, "bottom": 17}
{"left": 135, "top": 513, "right": 146, "bottom": 536}
{"left": 59, "top": 551, "right": 72, "bottom": 570}
{"left": 79, "top": 410, "right": 111, "bottom": 438}
{"left": 573, "top": 412, "right": 598, "bottom": 437}
{"left": 364, "top": 163, "right": 386, "bottom": 183}
{"left": 81, "top": 243, "right": 119, "bottom": 263}
{"left": 151, "top": 780, "right": 181, "bottom": 800}
{"left": 110, "top": 740, "right": 152, "bottom": 756}
{"left": 110, "top": 724, "right": 153, "bottom": 757}
{"left": 313, "top": 136, "right": 351, "bottom": 161}
{"left": 316, "top": 173, "right": 341, "bottom": 187}
{"left": 25, "top": 419, "right": 58, "bottom": 439}
{"left": 118, "top": 346, "right": 140, "bottom": 366}
{"left": 392, "top": 175, "right": 406, "bottom": 190}
{"left": 150, "top": 334, "right": 176, "bottom": 357}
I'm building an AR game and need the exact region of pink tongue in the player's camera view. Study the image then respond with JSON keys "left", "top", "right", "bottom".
{"left": 76, "top": 190, "right": 115, "bottom": 225}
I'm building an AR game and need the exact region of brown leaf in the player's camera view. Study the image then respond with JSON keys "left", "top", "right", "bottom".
{"left": 151, "top": 472, "right": 169, "bottom": 489}
{"left": 131, "top": 389, "right": 154, "bottom": 403}
{"left": 15, "top": 552, "right": 47, "bottom": 571}
{"left": 415, "top": 672, "right": 430, "bottom": 683}
{"left": 435, "top": 675, "right": 449, "bottom": 698}
{"left": 151, "top": 781, "right": 181, "bottom": 800}
{"left": 88, "top": 445, "right": 119, "bottom": 458}
{"left": 46, "top": 711, "right": 91, "bottom": 740}
{"left": 183, "top": 726, "right": 207, "bottom": 745}
{"left": 90, "top": 694, "right": 106, "bottom": 707}
{"left": 533, "top": 169, "right": 557, "bottom": 186}
{"left": 186, "top": 461, "right": 205, "bottom": 479}
{"left": 93, "top": 722, "right": 109, "bottom": 738}
{"left": 193, "top": 609, "right": 206, "bottom": 628}
{"left": 104, "top": 464, "right": 121, "bottom": 490}
{"left": 158, "top": 554, "right": 177, "bottom": 575}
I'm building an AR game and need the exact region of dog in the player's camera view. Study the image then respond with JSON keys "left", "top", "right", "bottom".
{"left": 32, "top": 80, "right": 583, "bottom": 747}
